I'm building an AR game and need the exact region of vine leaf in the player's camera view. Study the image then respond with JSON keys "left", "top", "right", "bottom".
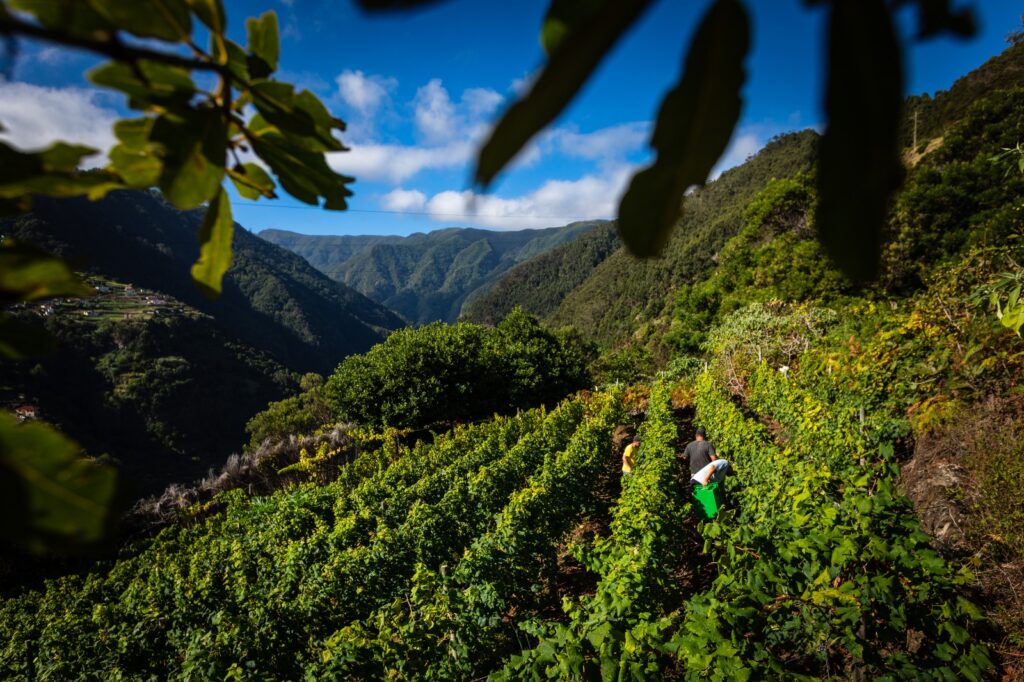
{"left": 246, "top": 10, "right": 280, "bottom": 78}
{"left": 191, "top": 187, "right": 233, "bottom": 298}
{"left": 0, "top": 240, "right": 94, "bottom": 303}
{"left": 88, "top": 0, "right": 193, "bottom": 42}
{"left": 816, "top": 0, "right": 904, "bottom": 282}
{"left": 228, "top": 162, "right": 276, "bottom": 200}
{"left": 618, "top": 0, "right": 750, "bottom": 257}
{"left": 474, "top": 0, "right": 655, "bottom": 189}
{"left": 0, "top": 412, "right": 124, "bottom": 554}
{"left": 186, "top": 0, "right": 227, "bottom": 34}
{"left": 151, "top": 110, "right": 227, "bottom": 210}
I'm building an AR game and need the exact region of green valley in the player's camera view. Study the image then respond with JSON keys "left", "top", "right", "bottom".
{"left": 261, "top": 221, "right": 604, "bottom": 324}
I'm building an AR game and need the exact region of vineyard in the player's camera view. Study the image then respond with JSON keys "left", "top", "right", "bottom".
{"left": 0, "top": 348, "right": 996, "bottom": 679}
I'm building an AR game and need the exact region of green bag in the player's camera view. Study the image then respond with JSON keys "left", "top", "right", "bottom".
{"left": 693, "top": 481, "right": 724, "bottom": 520}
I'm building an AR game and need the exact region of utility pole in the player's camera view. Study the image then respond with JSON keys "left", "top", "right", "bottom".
{"left": 912, "top": 109, "right": 919, "bottom": 149}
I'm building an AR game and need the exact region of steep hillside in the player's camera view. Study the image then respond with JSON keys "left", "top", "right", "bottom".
{"left": 902, "top": 39, "right": 1024, "bottom": 147}
{"left": 467, "top": 131, "right": 818, "bottom": 345}
{"left": 2, "top": 191, "right": 404, "bottom": 375}
{"left": 0, "top": 279, "right": 297, "bottom": 497}
{"left": 260, "top": 221, "right": 602, "bottom": 324}
{"left": 462, "top": 221, "right": 619, "bottom": 324}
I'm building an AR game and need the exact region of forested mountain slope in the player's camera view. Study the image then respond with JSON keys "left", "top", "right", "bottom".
{"left": 465, "top": 130, "right": 819, "bottom": 345}
{"left": 260, "top": 221, "right": 602, "bottom": 324}
{"left": 902, "top": 39, "right": 1024, "bottom": 147}
{"left": 2, "top": 191, "right": 404, "bottom": 375}
{"left": 461, "top": 221, "right": 620, "bottom": 325}
{"left": 0, "top": 285, "right": 296, "bottom": 497}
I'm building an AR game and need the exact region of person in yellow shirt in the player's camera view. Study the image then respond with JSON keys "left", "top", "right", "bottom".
{"left": 622, "top": 436, "right": 640, "bottom": 475}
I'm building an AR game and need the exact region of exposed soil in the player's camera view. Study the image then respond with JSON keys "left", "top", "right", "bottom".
{"left": 898, "top": 396, "right": 1024, "bottom": 680}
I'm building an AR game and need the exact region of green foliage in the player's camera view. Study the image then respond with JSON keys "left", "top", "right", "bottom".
{"left": 0, "top": 412, "right": 122, "bottom": 553}
{"left": 0, "top": 393, "right": 621, "bottom": 679}
{"left": 245, "top": 374, "right": 332, "bottom": 451}
{"left": 550, "top": 130, "right": 821, "bottom": 348}
{"left": 325, "top": 308, "right": 591, "bottom": 430}
{"left": 462, "top": 221, "right": 619, "bottom": 325}
{"left": 591, "top": 344, "right": 655, "bottom": 385}
{"left": 497, "top": 381, "right": 688, "bottom": 679}
{"left": 0, "top": 304, "right": 299, "bottom": 497}
{"left": 664, "top": 175, "right": 850, "bottom": 355}
{"left": 884, "top": 87, "right": 1024, "bottom": 290}
{"left": 704, "top": 301, "right": 839, "bottom": 378}
{"left": 0, "top": 0, "right": 353, "bottom": 298}
{"left": 673, "top": 369, "right": 992, "bottom": 680}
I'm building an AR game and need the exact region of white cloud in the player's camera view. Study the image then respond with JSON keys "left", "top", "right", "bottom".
{"left": 329, "top": 139, "right": 475, "bottom": 183}
{"left": 546, "top": 121, "right": 650, "bottom": 161}
{"left": 413, "top": 78, "right": 457, "bottom": 143}
{"left": 0, "top": 82, "right": 118, "bottom": 167}
{"left": 423, "top": 164, "right": 635, "bottom": 229}
{"left": 336, "top": 69, "right": 397, "bottom": 117}
{"left": 509, "top": 71, "right": 537, "bottom": 96}
{"left": 380, "top": 188, "right": 427, "bottom": 212}
{"left": 462, "top": 87, "right": 503, "bottom": 119}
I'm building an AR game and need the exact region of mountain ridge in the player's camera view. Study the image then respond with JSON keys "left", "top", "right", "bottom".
{"left": 3, "top": 190, "right": 405, "bottom": 375}
{"left": 260, "top": 221, "right": 606, "bottom": 324}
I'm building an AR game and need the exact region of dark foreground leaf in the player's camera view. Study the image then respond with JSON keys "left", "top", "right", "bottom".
{"left": 0, "top": 412, "right": 122, "bottom": 554}
{"left": 475, "top": 0, "right": 655, "bottom": 189}
{"left": 0, "top": 313, "right": 56, "bottom": 359}
{"left": 617, "top": 0, "right": 750, "bottom": 257}
{"left": 0, "top": 240, "right": 94, "bottom": 303}
{"left": 816, "top": 0, "right": 904, "bottom": 282}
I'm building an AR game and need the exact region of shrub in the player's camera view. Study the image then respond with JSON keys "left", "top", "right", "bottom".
{"left": 324, "top": 308, "right": 590, "bottom": 429}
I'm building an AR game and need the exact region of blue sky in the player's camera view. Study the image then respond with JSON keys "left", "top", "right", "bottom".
{"left": 0, "top": 0, "right": 1020, "bottom": 235}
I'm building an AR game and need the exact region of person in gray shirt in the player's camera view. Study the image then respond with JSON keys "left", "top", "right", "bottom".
{"left": 684, "top": 427, "right": 717, "bottom": 477}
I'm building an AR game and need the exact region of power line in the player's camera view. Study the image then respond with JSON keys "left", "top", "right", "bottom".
{"left": 234, "top": 201, "right": 604, "bottom": 222}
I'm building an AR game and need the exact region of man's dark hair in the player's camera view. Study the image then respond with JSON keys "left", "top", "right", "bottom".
{"left": 632, "top": 436, "right": 641, "bottom": 444}
{"left": 695, "top": 427, "right": 707, "bottom": 438}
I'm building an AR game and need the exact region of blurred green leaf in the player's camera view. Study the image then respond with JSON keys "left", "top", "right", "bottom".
{"left": 191, "top": 187, "right": 233, "bottom": 298}
{"left": 0, "top": 240, "right": 94, "bottom": 303}
{"left": 246, "top": 10, "right": 280, "bottom": 78}
{"left": 109, "top": 118, "right": 162, "bottom": 188}
{"left": 816, "top": 0, "right": 904, "bottom": 282}
{"left": 475, "top": 0, "right": 654, "bottom": 188}
{"left": 0, "top": 411, "right": 122, "bottom": 554}
{"left": 228, "top": 162, "right": 276, "bottom": 200}
{"left": 186, "top": 0, "right": 226, "bottom": 34}
{"left": 88, "top": 0, "right": 192, "bottom": 42}
{"left": 223, "top": 39, "right": 251, "bottom": 82}
{"left": 618, "top": 0, "right": 750, "bottom": 257}
{"left": 88, "top": 60, "right": 196, "bottom": 110}
{"left": 250, "top": 128, "right": 353, "bottom": 209}
{"left": 8, "top": 0, "right": 113, "bottom": 36}
{"left": 0, "top": 313, "right": 57, "bottom": 359}
{"left": 151, "top": 110, "right": 226, "bottom": 209}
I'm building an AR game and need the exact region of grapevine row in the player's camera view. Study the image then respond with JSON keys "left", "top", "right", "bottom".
{"left": 495, "top": 381, "right": 690, "bottom": 679}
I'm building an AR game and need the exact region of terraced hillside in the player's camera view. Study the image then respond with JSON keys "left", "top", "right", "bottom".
{"left": 0, "top": 356, "right": 996, "bottom": 678}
